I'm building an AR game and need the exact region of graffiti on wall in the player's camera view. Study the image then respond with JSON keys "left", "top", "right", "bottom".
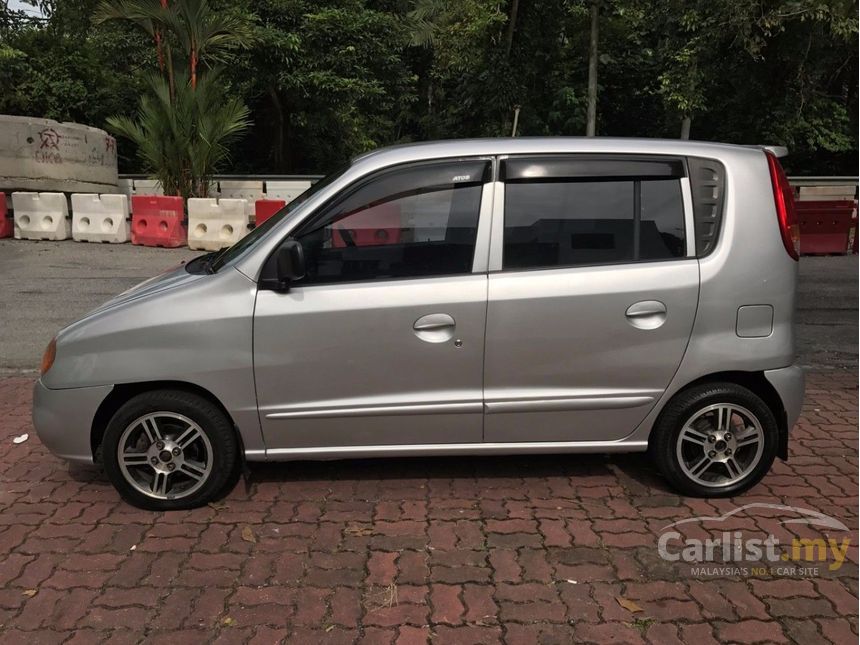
{"left": 31, "top": 126, "right": 117, "bottom": 169}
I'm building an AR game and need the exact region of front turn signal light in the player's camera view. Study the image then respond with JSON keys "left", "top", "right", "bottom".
{"left": 41, "top": 338, "right": 56, "bottom": 375}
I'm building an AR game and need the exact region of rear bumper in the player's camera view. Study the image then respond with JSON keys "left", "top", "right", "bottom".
{"left": 32, "top": 379, "right": 112, "bottom": 465}
{"left": 765, "top": 365, "right": 805, "bottom": 460}
{"left": 764, "top": 365, "right": 805, "bottom": 432}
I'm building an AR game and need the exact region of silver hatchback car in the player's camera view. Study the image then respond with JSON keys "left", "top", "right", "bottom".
{"left": 34, "top": 138, "right": 805, "bottom": 510}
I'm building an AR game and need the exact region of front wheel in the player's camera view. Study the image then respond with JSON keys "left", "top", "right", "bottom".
{"left": 102, "top": 390, "right": 238, "bottom": 510}
{"left": 650, "top": 382, "right": 778, "bottom": 497}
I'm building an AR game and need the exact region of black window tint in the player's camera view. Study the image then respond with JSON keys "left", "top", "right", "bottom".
{"left": 504, "top": 181, "right": 635, "bottom": 269}
{"left": 503, "top": 177, "right": 686, "bottom": 270}
{"left": 640, "top": 179, "right": 686, "bottom": 260}
{"left": 295, "top": 162, "right": 485, "bottom": 285}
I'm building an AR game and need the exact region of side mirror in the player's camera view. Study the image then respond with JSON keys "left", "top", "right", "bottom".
{"left": 263, "top": 239, "right": 305, "bottom": 292}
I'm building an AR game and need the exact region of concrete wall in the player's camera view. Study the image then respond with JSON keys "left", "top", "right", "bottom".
{"left": 0, "top": 115, "right": 118, "bottom": 193}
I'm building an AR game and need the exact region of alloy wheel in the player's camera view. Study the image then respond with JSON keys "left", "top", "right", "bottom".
{"left": 116, "top": 412, "right": 213, "bottom": 500}
{"left": 675, "top": 403, "right": 765, "bottom": 488}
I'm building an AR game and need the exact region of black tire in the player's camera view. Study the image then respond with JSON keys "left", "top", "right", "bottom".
{"left": 102, "top": 389, "right": 238, "bottom": 510}
{"left": 650, "top": 382, "right": 778, "bottom": 498}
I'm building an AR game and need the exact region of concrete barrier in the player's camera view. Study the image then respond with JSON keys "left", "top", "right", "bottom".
{"left": 187, "top": 198, "right": 249, "bottom": 251}
{"left": 132, "top": 179, "right": 163, "bottom": 196}
{"left": 12, "top": 192, "right": 70, "bottom": 240}
{"left": 117, "top": 178, "right": 134, "bottom": 201}
{"left": 71, "top": 193, "right": 130, "bottom": 243}
{"left": 0, "top": 115, "right": 118, "bottom": 193}
{"left": 219, "top": 181, "right": 263, "bottom": 218}
{"left": 0, "top": 193, "right": 11, "bottom": 238}
{"left": 131, "top": 196, "right": 186, "bottom": 248}
{"left": 265, "top": 180, "right": 311, "bottom": 204}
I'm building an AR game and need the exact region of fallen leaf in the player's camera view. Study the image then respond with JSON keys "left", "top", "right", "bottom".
{"left": 221, "top": 617, "right": 236, "bottom": 627}
{"left": 616, "top": 596, "right": 643, "bottom": 613}
{"left": 344, "top": 524, "right": 373, "bottom": 537}
{"left": 241, "top": 526, "right": 256, "bottom": 543}
{"left": 12, "top": 434, "right": 28, "bottom": 445}
{"left": 22, "top": 589, "right": 37, "bottom": 597}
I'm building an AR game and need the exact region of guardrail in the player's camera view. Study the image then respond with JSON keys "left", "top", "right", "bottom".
{"left": 788, "top": 176, "right": 858, "bottom": 188}
{"left": 118, "top": 174, "right": 324, "bottom": 182}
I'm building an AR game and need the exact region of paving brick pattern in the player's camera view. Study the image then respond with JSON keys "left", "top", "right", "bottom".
{"left": 0, "top": 371, "right": 856, "bottom": 644}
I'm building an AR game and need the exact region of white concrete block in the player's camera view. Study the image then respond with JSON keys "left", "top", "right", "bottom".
{"left": 133, "top": 179, "right": 163, "bottom": 196}
{"left": 187, "top": 198, "right": 249, "bottom": 251}
{"left": 219, "top": 180, "right": 263, "bottom": 217}
{"left": 71, "top": 193, "right": 130, "bottom": 243}
{"left": 265, "top": 180, "right": 312, "bottom": 204}
{"left": 11, "top": 192, "right": 70, "bottom": 240}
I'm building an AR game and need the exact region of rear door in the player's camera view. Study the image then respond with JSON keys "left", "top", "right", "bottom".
{"left": 483, "top": 155, "right": 700, "bottom": 443}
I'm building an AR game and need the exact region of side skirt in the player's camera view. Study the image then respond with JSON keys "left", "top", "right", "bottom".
{"left": 247, "top": 440, "right": 649, "bottom": 462}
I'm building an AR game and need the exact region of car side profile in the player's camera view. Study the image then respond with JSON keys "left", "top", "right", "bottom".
{"left": 33, "top": 138, "right": 805, "bottom": 510}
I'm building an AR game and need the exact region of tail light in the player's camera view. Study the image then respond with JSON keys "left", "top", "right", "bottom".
{"left": 765, "top": 151, "right": 800, "bottom": 260}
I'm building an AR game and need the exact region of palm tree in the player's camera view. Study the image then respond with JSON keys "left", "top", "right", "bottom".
{"left": 95, "top": 0, "right": 254, "bottom": 197}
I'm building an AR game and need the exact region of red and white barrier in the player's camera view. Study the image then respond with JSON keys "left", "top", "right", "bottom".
{"left": 0, "top": 193, "right": 12, "bottom": 239}
{"left": 254, "top": 199, "right": 286, "bottom": 227}
{"left": 131, "top": 195, "right": 186, "bottom": 248}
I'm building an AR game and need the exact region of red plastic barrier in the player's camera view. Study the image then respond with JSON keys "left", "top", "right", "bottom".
{"left": 797, "top": 200, "right": 856, "bottom": 256}
{"left": 0, "top": 193, "right": 11, "bottom": 239}
{"left": 255, "top": 199, "right": 286, "bottom": 227}
{"left": 332, "top": 203, "right": 402, "bottom": 248}
{"left": 131, "top": 196, "right": 186, "bottom": 248}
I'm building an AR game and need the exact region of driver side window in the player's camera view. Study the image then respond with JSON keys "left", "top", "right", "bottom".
{"left": 293, "top": 160, "right": 489, "bottom": 286}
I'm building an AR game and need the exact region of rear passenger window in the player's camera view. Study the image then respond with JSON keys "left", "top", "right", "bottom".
{"left": 502, "top": 157, "right": 687, "bottom": 270}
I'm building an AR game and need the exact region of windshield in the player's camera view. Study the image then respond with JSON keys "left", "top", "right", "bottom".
{"left": 208, "top": 164, "right": 351, "bottom": 272}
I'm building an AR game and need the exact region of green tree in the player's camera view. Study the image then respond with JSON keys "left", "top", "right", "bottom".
{"left": 229, "top": 0, "right": 417, "bottom": 173}
{"left": 95, "top": 0, "right": 255, "bottom": 196}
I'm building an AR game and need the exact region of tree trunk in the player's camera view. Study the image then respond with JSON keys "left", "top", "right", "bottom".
{"left": 511, "top": 106, "right": 521, "bottom": 137}
{"left": 680, "top": 116, "right": 691, "bottom": 139}
{"left": 504, "top": 0, "right": 520, "bottom": 58}
{"left": 586, "top": 1, "right": 599, "bottom": 136}
{"left": 270, "top": 88, "right": 285, "bottom": 172}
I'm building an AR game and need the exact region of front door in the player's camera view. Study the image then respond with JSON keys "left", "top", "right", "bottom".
{"left": 484, "top": 155, "right": 700, "bottom": 443}
{"left": 254, "top": 159, "right": 492, "bottom": 451}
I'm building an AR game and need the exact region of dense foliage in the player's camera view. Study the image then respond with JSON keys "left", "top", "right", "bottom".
{"left": 2, "top": 0, "right": 857, "bottom": 176}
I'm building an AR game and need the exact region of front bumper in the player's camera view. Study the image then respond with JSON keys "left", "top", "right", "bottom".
{"left": 32, "top": 379, "right": 112, "bottom": 464}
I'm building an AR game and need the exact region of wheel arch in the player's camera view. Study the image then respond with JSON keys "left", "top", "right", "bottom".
{"left": 90, "top": 380, "right": 246, "bottom": 464}
{"left": 651, "top": 370, "right": 789, "bottom": 460}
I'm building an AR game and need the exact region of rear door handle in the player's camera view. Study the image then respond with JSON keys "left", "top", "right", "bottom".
{"left": 625, "top": 300, "right": 667, "bottom": 330}
{"left": 413, "top": 313, "right": 456, "bottom": 343}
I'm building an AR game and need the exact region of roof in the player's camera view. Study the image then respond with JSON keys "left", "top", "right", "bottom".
{"left": 351, "top": 137, "right": 765, "bottom": 170}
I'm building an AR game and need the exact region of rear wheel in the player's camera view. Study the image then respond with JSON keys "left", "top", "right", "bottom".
{"left": 102, "top": 390, "right": 238, "bottom": 510}
{"left": 651, "top": 382, "right": 778, "bottom": 497}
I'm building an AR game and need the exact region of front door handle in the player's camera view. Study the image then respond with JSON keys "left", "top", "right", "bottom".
{"left": 413, "top": 313, "right": 456, "bottom": 343}
{"left": 625, "top": 300, "right": 667, "bottom": 330}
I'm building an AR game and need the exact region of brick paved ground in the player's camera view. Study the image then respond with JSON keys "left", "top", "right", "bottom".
{"left": 0, "top": 370, "right": 856, "bottom": 644}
